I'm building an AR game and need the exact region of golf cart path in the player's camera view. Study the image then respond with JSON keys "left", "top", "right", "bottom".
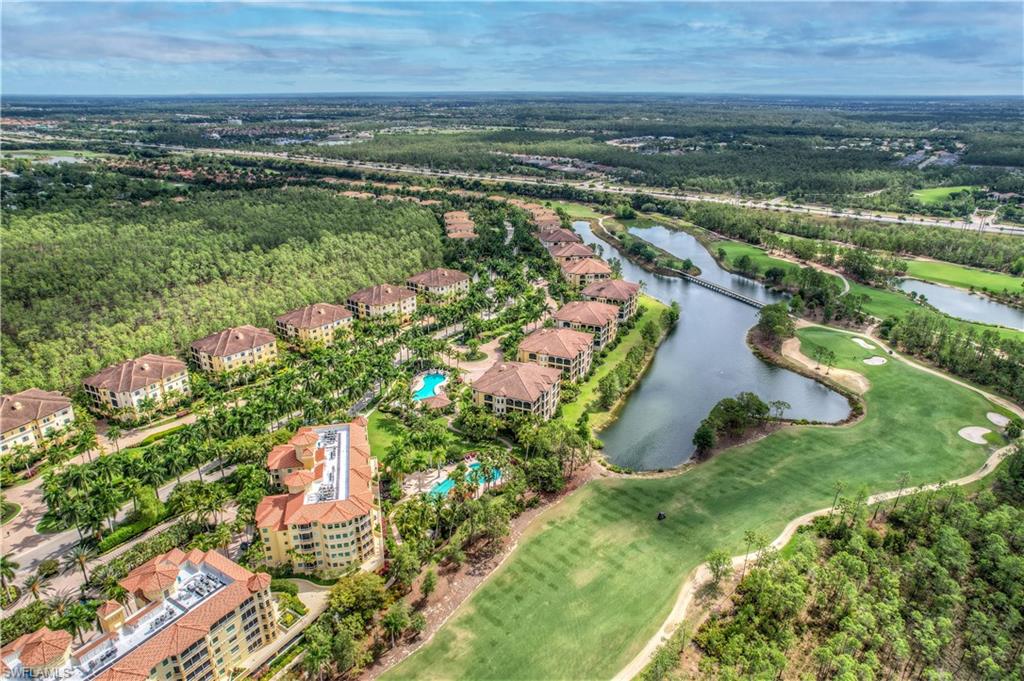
{"left": 614, "top": 325, "right": 1022, "bottom": 681}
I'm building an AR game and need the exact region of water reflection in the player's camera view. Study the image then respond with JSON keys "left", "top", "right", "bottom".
{"left": 897, "top": 279, "right": 1024, "bottom": 331}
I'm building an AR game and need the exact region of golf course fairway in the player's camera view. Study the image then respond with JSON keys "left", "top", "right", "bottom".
{"left": 382, "top": 326, "right": 1008, "bottom": 681}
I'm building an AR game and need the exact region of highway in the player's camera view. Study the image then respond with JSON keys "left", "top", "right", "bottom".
{"left": 4, "top": 131, "right": 1023, "bottom": 236}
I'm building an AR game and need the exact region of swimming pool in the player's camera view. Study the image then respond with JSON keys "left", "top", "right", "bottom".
{"left": 412, "top": 372, "right": 446, "bottom": 401}
{"left": 429, "top": 462, "right": 502, "bottom": 496}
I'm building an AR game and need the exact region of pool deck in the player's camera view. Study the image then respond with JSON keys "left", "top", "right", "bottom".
{"left": 402, "top": 463, "right": 461, "bottom": 496}
{"left": 412, "top": 371, "right": 449, "bottom": 401}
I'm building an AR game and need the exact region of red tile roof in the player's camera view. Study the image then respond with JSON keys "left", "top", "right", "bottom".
{"left": 276, "top": 303, "right": 351, "bottom": 330}
{"left": 406, "top": 268, "right": 470, "bottom": 288}
{"left": 519, "top": 327, "right": 593, "bottom": 360}
{"left": 1, "top": 627, "right": 72, "bottom": 668}
{"left": 472, "top": 362, "right": 561, "bottom": 403}
{"left": 83, "top": 355, "right": 186, "bottom": 394}
{"left": 539, "top": 227, "right": 582, "bottom": 244}
{"left": 347, "top": 284, "right": 415, "bottom": 306}
{"left": 547, "top": 242, "right": 595, "bottom": 259}
{"left": 554, "top": 301, "right": 620, "bottom": 327}
{"left": 561, "top": 258, "right": 613, "bottom": 276}
{"left": 0, "top": 389, "right": 72, "bottom": 433}
{"left": 582, "top": 279, "right": 641, "bottom": 302}
{"left": 191, "top": 326, "right": 276, "bottom": 358}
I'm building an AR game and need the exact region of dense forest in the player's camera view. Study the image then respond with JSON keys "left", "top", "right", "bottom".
{"left": 2, "top": 184, "right": 442, "bottom": 391}
{"left": 688, "top": 447, "right": 1024, "bottom": 680}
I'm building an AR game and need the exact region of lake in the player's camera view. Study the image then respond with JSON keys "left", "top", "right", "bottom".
{"left": 576, "top": 221, "right": 851, "bottom": 470}
{"left": 897, "top": 279, "right": 1024, "bottom": 331}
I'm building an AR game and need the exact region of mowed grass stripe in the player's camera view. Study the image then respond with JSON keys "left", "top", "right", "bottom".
{"left": 383, "top": 326, "right": 1000, "bottom": 680}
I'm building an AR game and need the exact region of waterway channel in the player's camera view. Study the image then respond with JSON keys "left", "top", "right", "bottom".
{"left": 897, "top": 279, "right": 1024, "bottom": 331}
{"left": 574, "top": 221, "right": 851, "bottom": 470}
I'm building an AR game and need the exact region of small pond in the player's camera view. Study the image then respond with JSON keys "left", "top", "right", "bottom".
{"left": 897, "top": 279, "right": 1024, "bottom": 330}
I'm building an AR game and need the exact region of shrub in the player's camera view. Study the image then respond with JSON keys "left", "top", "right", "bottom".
{"left": 270, "top": 579, "right": 299, "bottom": 596}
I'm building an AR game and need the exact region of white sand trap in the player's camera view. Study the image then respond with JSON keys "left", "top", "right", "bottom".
{"left": 851, "top": 338, "right": 875, "bottom": 350}
{"left": 863, "top": 356, "right": 887, "bottom": 365}
{"left": 987, "top": 412, "right": 1010, "bottom": 428}
{"left": 958, "top": 426, "right": 991, "bottom": 444}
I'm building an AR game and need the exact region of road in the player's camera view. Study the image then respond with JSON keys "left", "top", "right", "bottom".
{"left": 5, "top": 132, "right": 1022, "bottom": 236}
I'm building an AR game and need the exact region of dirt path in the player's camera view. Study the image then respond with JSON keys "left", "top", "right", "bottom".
{"left": 614, "top": 328, "right": 1022, "bottom": 681}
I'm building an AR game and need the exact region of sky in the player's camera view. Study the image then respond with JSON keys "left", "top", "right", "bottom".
{"left": 2, "top": 1, "right": 1022, "bottom": 97}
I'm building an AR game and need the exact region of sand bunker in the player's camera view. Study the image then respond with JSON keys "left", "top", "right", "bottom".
{"left": 781, "top": 337, "right": 869, "bottom": 395}
{"left": 851, "top": 338, "right": 875, "bottom": 350}
{"left": 987, "top": 412, "right": 1010, "bottom": 428}
{"left": 863, "top": 356, "right": 887, "bottom": 365}
{"left": 958, "top": 426, "right": 991, "bottom": 444}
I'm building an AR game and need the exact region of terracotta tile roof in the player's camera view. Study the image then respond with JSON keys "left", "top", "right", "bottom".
{"left": 119, "top": 553, "right": 180, "bottom": 598}
{"left": 0, "top": 389, "right": 72, "bottom": 433}
{"left": 256, "top": 418, "right": 376, "bottom": 531}
{"left": 266, "top": 444, "right": 300, "bottom": 471}
{"left": 347, "top": 284, "right": 415, "bottom": 307}
{"left": 97, "top": 600, "right": 123, "bottom": 617}
{"left": 473, "top": 362, "right": 561, "bottom": 403}
{"left": 561, "top": 258, "right": 613, "bottom": 276}
{"left": 422, "top": 393, "right": 452, "bottom": 410}
{"left": 447, "top": 231, "right": 477, "bottom": 240}
{"left": 582, "top": 279, "right": 641, "bottom": 302}
{"left": 291, "top": 429, "right": 319, "bottom": 446}
{"left": 2, "top": 627, "right": 72, "bottom": 668}
{"left": 82, "top": 355, "right": 186, "bottom": 395}
{"left": 191, "top": 326, "right": 276, "bottom": 358}
{"left": 554, "top": 301, "right": 619, "bottom": 327}
{"left": 276, "top": 303, "right": 351, "bottom": 330}
{"left": 406, "top": 268, "right": 470, "bottom": 288}
{"left": 283, "top": 469, "right": 316, "bottom": 488}
{"left": 539, "top": 227, "right": 582, "bottom": 244}
{"left": 519, "top": 327, "right": 593, "bottom": 360}
{"left": 547, "top": 242, "right": 595, "bottom": 259}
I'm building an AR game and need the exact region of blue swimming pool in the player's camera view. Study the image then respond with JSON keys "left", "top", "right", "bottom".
{"left": 430, "top": 462, "right": 502, "bottom": 496}
{"left": 413, "top": 372, "right": 446, "bottom": 401}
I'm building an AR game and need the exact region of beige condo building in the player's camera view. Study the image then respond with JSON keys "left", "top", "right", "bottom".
{"left": 190, "top": 326, "right": 278, "bottom": 373}
{"left": 517, "top": 327, "right": 594, "bottom": 382}
{"left": 472, "top": 362, "right": 562, "bottom": 421}
{"left": 346, "top": 284, "right": 417, "bottom": 322}
{"left": 83, "top": 355, "right": 190, "bottom": 414}
{"left": 406, "top": 267, "right": 470, "bottom": 298}
{"left": 0, "top": 389, "right": 76, "bottom": 455}
{"left": 554, "top": 301, "right": 620, "bottom": 351}
{"left": 581, "top": 279, "right": 642, "bottom": 323}
{"left": 275, "top": 303, "right": 352, "bottom": 346}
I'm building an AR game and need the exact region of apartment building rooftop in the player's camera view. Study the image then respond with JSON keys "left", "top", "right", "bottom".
{"left": 407, "top": 267, "right": 470, "bottom": 288}
{"left": 256, "top": 419, "right": 376, "bottom": 531}
{"left": 582, "top": 278, "right": 641, "bottom": 301}
{"left": 561, "top": 258, "right": 613, "bottom": 276}
{"left": 347, "top": 284, "right": 416, "bottom": 306}
{"left": 0, "top": 549, "right": 271, "bottom": 681}
{"left": 0, "top": 389, "right": 72, "bottom": 433}
{"left": 83, "top": 355, "right": 187, "bottom": 394}
{"left": 191, "top": 326, "right": 276, "bottom": 358}
{"left": 473, "top": 362, "right": 562, "bottom": 403}
{"left": 539, "top": 227, "right": 583, "bottom": 244}
{"left": 555, "top": 300, "right": 620, "bottom": 327}
{"left": 519, "top": 327, "right": 593, "bottom": 360}
{"left": 276, "top": 303, "right": 352, "bottom": 330}
{"left": 547, "top": 242, "right": 595, "bottom": 259}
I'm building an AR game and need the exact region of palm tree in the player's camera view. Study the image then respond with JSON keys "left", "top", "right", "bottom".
{"left": 23, "top": 574, "right": 51, "bottom": 601}
{"left": 0, "top": 554, "right": 19, "bottom": 591}
{"left": 47, "top": 590, "right": 75, "bottom": 618}
{"left": 106, "top": 425, "right": 123, "bottom": 453}
{"left": 64, "top": 546, "right": 95, "bottom": 584}
{"left": 62, "top": 602, "right": 95, "bottom": 644}
{"left": 136, "top": 458, "right": 164, "bottom": 489}
{"left": 105, "top": 584, "right": 132, "bottom": 612}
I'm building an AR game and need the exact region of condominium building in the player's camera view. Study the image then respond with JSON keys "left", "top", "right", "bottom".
{"left": 346, "top": 284, "right": 417, "bottom": 321}
{"left": 560, "top": 257, "right": 613, "bottom": 288}
{"left": 0, "top": 389, "right": 75, "bottom": 455}
{"left": 443, "top": 211, "right": 476, "bottom": 239}
{"left": 190, "top": 326, "right": 278, "bottom": 373}
{"left": 406, "top": 268, "right": 470, "bottom": 298}
{"left": 554, "top": 301, "right": 620, "bottom": 351}
{"left": 547, "top": 242, "right": 596, "bottom": 264}
{"left": 538, "top": 227, "right": 583, "bottom": 248}
{"left": 0, "top": 549, "right": 277, "bottom": 681}
{"left": 255, "top": 419, "right": 383, "bottom": 574}
{"left": 517, "top": 327, "right": 594, "bottom": 382}
{"left": 83, "top": 355, "right": 190, "bottom": 413}
{"left": 582, "top": 279, "right": 642, "bottom": 323}
{"left": 275, "top": 303, "right": 352, "bottom": 346}
{"left": 472, "top": 362, "right": 562, "bottom": 421}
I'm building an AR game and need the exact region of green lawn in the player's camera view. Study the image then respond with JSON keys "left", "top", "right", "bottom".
{"left": 911, "top": 185, "right": 978, "bottom": 205}
{"left": 560, "top": 295, "right": 667, "bottom": 429}
{"left": 715, "top": 240, "right": 802, "bottom": 278}
{"left": 383, "top": 326, "right": 1005, "bottom": 681}
{"left": 905, "top": 259, "right": 1023, "bottom": 294}
{"left": 367, "top": 409, "right": 403, "bottom": 453}
{"left": 549, "top": 201, "right": 603, "bottom": 219}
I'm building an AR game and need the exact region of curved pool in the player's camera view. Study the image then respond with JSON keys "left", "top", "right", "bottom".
{"left": 413, "top": 372, "right": 447, "bottom": 401}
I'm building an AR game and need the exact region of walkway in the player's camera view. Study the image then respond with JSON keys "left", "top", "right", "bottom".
{"left": 613, "top": 325, "right": 1023, "bottom": 681}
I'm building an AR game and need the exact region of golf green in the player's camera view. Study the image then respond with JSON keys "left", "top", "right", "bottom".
{"left": 383, "top": 326, "right": 1004, "bottom": 680}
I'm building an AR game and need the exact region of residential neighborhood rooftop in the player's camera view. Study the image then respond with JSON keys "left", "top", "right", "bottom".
{"left": 348, "top": 284, "right": 416, "bottom": 306}
{"left": 473, "top": 362, "right": 562, "bottom": 403}
{"left": 555, "top": 300, "right": 620, "bottom": 327}
{"left": 190, "top": 325, "right": 276, "bottom": 357}
{"left": 407, "top": 267, "right": 470, "bottom": 288}
{"left": 561, "top": 258, "right": 613, "bottom": 276}
{"left": 582, "top": 278, "right": 641, "bottom": 301}
{"left": 519, "top": 327, "right": 594, "bottom": 359}
{"left": 276, "top": 303, "right": 352, "bottom": 329}
{"left": 82, "top": 354, "right": 187, "bottom": 393}
{"left": 0, "top": 388, "right": 72, "bottom": 433}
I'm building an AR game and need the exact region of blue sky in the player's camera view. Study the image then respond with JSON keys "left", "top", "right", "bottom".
{"left": 2, "top": 1, "right": 1021, "bottom": 96}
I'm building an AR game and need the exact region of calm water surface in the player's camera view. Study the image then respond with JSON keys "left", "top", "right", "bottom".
{"left": 578, "top": 222, "right": 851, "bottom": 470}
{"left": 897, "top": 279, "right": 1024, "bottom": 330}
